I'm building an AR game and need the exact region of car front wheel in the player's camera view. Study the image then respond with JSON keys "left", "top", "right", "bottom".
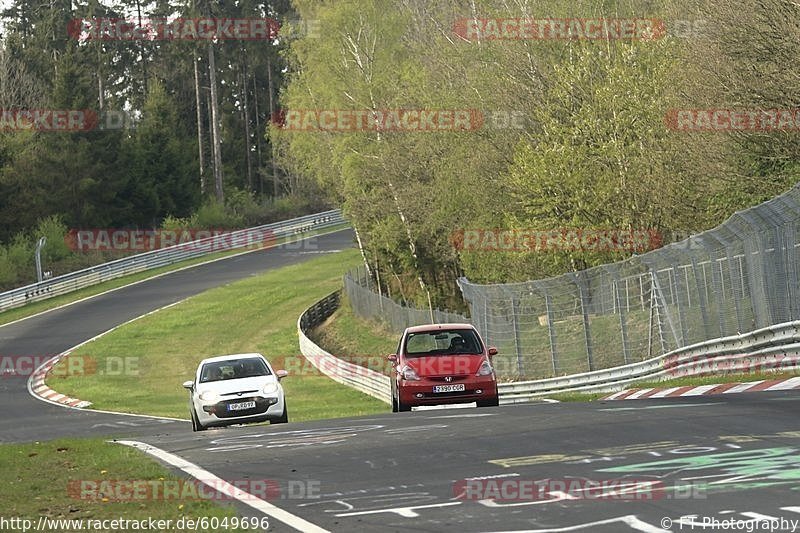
{"left": 191, "top": 406, "right": 206, "bottom": 432}
{"left": 477, "top": 397, "right": 500, "bottom": 408}
{"left": 271, "top": 403, "right": 288, "bottom": 424}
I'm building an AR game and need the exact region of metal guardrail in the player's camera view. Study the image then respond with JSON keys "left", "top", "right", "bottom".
{"left": 0, "top": 210, "right": 345, "bottom": 313}
{"left": 297, "top": 291, "right": 392, "bottom": 404}
{"left": 298, "top": 292, "right": 800, "bottom": 406}
{"left": 498, "top": 320, "right": 800, "bottom": 403}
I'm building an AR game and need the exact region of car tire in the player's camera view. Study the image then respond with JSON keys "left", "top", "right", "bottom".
{"left": 477, "top": 397, "right": 500, "bottom": 408}
{"left": 271, "top": 403, "right": 289, "bottom": 424}
{"left": 191, "top": 407, "right": 206, "bottom": 432}
{"left": 397, "top": 397, "right": 412, "bottom": 412}
{"left": 391, "top": 383, "right": 399, "bottom": 413}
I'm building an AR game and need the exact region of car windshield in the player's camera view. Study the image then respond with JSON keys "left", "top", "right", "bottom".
{"left": 404, "top": 329, "right": 483, "bottom": 356}
{"left": 199, "top": 357, "right": 270, "bottom": 383}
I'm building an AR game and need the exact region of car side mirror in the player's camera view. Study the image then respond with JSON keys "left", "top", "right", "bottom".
{"left": 275, "top": 369, "right": 288, "bottom": 380}
{"left": 182, "top": 380, "right": 194, "bottom": 390}
{"left": 387, "top": 354, "right": 398, "bottom": 363}
{"left": 488, "top": 347, "right": 498, "bottom": 357}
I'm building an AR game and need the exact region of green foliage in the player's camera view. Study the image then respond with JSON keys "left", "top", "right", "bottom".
{"left": 276, "top": 0, "right": 800, "bottom": 302}
{"left": 35, "top": 215, "right": 70, "bottom": 263}
{"left": 0, "top": 0, "right": 299, "bottom": 242}
{"left": 189, "top": 200, "right": 244, "bottom": 230}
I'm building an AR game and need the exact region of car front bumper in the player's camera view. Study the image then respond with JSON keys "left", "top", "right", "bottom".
{"left": 398, "top": 376, "right": 498, "bottom": 405}
{"left": 196, "top": 394, "right": 284, "bottom": 426}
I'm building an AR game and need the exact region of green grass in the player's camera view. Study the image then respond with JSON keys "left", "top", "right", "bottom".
{"left": 0, "top": 224, "right": 349, "bottom": 327}
{"left": 545, "top": 392, "right": 606, "bottom": 402}
{"left": 48, "top": 248, "right": 388, "bottom": 422}
{"left": 0, "top": 438, "right": 248, "bottom": 532}
{"left": 309, "top": 295, "right": 396, "bottom": 374}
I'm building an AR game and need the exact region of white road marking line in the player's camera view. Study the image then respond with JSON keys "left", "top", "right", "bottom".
{"left": 765, "top": 376, "right": 800, "bottom": 391}
{"left": 384, "top": 425, "right": 448, "bottom": 434}
{"left": 412, "top": 403, "right": 476, "bottom": 411}
{"left": 649, "top": 387, "right": 682, "bottom": 398}
{"left": 723, "top": 381, "right": 763, "bottom": 394}
{"left": 598, "top": 402, "right": 717, "bottom": 412}
{"left": 681, "top": 384, "right": 718, "bottom": 396}
{"left": 428, "top": 413, "right": 496, "bottom": 419}
{"left": 336, "top": 501, "right": 461, "bottom": 518}
{"left": 463, "top": 473, "right": 520, "bottom": 481}
{"left": 625, "top": 388, "right": 655, "bottom": 399}
{"left": 485, "top": 514, "right": 667, "bottom": 532}
{"left": 116, "top": 440, "right": 329, "bottom": 533}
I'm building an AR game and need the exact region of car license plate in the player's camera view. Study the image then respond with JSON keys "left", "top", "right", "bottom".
{"left": 433, "top": 384, "right": 465, "bottom": 393}
{"left": 227, "top": 401, "right": 256, "bottom": 411}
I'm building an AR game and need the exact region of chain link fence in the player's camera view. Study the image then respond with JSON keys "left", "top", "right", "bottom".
{"left": 459, "top": 184, "right": 800, "bottom": 379}
{"left": 342, "top": 185, "right": 800, "bottom": 380}
{"left": 344, "top": 266, "right": 468, "bottom": 333}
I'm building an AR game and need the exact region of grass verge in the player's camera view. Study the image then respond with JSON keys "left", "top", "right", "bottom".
{"left": 48, "top": 248, "right": 388, "bottom": 422}
{"left": 0, "top": 438, "right": 249, "bottom": 532}
{"left": 0, "top": 224, "right": 349, "bottom": 328}
{"left": 309, "top": 295, "right": 396, "bottom": 374}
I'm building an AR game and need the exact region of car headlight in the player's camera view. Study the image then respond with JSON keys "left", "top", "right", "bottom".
{"left": 401, "top": 365, "right": 420, "bottom": 381}
{"left": 199, "top": 390, "right": 219, "bottom": 402}
{"left": 263, "top": 382, "right": 279, "bottom": 395}
{"left": 477, "top": 359, "right": 494, "bottom": 376}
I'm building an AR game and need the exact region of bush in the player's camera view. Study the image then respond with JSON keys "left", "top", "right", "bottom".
{"left": 189, "top": 200, "right": 244, "bottom": 229}
{"left": 35, "top": 215, "right": 70, "bottom": 263}
{"left": 0, "top": 248, "right": 16, "bottom": 288}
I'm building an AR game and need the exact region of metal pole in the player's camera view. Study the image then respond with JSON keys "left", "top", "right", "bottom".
{"left": 35, "top": 237, "right": 46, "bottom": 283}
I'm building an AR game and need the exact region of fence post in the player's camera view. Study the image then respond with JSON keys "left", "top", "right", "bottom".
{"left": 572, "top": 273, "right": 595, "bottom": 372}
{"left": 511, "top": 297, "right": 525, "bottom": 377}
{"left": 536, "top": 282, "right": 559, "bottom": 375}
{"left": 604, "top": 265, "right": 631, "bottom": 365}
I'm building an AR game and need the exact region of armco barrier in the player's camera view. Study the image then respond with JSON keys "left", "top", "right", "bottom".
{"left": 0, "top": 210, "right": 345, "bottom": 313}
{"left": 298, "top": 292, "right": 800, "bottom": 405}
{"left": 498, "top": 321, "right": 800, "bottom": 403}
{"left": 298, "top": 291, "right": 392, "bottom": 404}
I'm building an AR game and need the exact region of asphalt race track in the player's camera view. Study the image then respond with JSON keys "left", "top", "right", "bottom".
{"left": 138, "top": 393, "right": 800, "bottom": 532}
{"left": 0, "top": 229, "right": 354, "bottom": 443}
{"left": 2, "top": 227, "right": 800, "bottom": 532}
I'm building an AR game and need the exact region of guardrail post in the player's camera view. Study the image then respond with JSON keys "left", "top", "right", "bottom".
{"left": 35, "top": 237, "right": 46, "bottom": 283}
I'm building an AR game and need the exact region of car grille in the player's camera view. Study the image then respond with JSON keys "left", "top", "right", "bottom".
{"left": 428, "top": 376, "right": 468, "bottom": 382}
{"left": 208, "top": 397, "right": 271, "bottom": 418}
{"left": 422, "top": 389, "right": 480, "bottom": 398}
{"left": 221, "top": 389, "right": 260, "bottom": 397}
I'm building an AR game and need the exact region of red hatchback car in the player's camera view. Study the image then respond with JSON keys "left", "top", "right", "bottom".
{"left": 388, "top": 323, "right": 499, "bottom": 411}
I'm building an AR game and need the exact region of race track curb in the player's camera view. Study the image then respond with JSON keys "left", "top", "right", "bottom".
{"left": 601, "top": 376, "right": 800, "bottom": 401}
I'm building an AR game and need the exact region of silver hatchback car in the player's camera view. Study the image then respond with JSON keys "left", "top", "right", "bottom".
{"left": 182, "top": 353, "right": 288, "bottom": 431}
